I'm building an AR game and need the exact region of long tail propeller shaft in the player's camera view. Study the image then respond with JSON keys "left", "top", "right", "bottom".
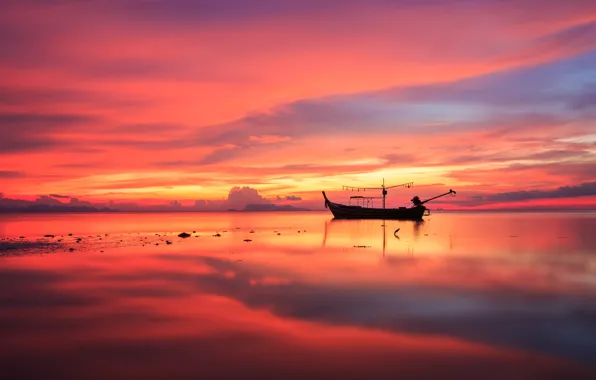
{"left": 413, "top": 189, "right": 456, "bottom": 206}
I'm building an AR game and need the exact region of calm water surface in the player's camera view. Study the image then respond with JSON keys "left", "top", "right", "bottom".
{"left": 1, "top": 211, "right": 595, "bottom": 379}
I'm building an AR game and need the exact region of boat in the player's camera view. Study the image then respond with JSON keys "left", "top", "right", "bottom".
{"left": 322, "top": 180, "right": 456, "bottom": 220}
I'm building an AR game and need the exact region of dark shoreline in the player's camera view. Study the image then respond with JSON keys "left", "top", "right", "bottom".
{"left": 1, "top": 209, "right": 594, "bottom": 214}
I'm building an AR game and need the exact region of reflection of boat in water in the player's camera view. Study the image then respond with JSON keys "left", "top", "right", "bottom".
{"left": 322, "top": 180, "right": 456, "bottom": 221}
{"left": 322, "top": 218, "right": 424, "bottom": 256}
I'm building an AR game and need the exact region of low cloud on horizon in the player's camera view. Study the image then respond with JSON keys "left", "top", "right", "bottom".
{"left": 2, "top": 182, "right": 596, "bottom": 212}
{"left": 481, "top": 182, "right": 596, "bottom": 203}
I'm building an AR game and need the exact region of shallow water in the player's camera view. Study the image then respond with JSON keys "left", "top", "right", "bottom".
{"left": 1, "top": 211, "right": 595, "bottom": 379}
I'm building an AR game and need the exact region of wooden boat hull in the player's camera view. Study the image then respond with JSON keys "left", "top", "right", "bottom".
{"left": 322, "top": 192, "right": 426, "bottom": 220}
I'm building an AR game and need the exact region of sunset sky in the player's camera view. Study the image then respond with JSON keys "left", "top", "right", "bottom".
{"left": 1, "top": 0, "right": 595, "bottom": 210}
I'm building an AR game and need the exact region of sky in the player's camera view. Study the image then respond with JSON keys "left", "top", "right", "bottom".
{"left": 1, "top": 0, "right": 595, "bottom": 210}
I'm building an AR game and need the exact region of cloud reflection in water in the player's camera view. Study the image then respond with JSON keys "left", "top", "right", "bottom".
{"left": 0, "top": 212, "right": 595, "bottom": 379}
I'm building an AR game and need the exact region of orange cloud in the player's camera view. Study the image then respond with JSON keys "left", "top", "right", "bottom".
{"left": 1, "top": 0, "right": 595, "bottom": 207}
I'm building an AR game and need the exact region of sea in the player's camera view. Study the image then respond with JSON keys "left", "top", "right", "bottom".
{"left": 1, "top": 211, "right": 595, "bottom": 379}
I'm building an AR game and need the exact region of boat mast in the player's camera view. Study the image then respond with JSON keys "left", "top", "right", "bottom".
{"left": 382, "top": 178, "right": 386, "bottom": 209}
{"left": 342, "top": 180, "right": 414, "bottom": 209}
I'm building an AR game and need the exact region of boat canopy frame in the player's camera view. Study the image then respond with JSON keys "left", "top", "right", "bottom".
{"left": 348, "top": 195, "right": 384, "bottom": 208}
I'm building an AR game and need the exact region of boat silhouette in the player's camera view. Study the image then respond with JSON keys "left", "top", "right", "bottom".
{"left": 322, "top": 180, "right": 456, "bottom": 220}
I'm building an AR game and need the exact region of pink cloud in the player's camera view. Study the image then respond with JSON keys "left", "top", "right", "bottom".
{"left": 1, "top": 0, "right": 595, "bottom": 208}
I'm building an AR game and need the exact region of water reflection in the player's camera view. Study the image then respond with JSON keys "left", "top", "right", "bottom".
{"left": 1, "top": 212, "right": 595, "bottom": 379}
{"left": 322, "top": 219, "right": 426, "bottom": 254}
{"left": 320, "top": 213, "right": 596, "bottom": 258}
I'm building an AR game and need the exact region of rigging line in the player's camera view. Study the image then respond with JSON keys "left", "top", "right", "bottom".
{"left": 342, "top": 181, "right": 413, "bottom": 190}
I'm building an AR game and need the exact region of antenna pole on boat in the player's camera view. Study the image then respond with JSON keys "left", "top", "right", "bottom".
{"left": 382, "top": 178, "right": 387, "bottom": 209}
